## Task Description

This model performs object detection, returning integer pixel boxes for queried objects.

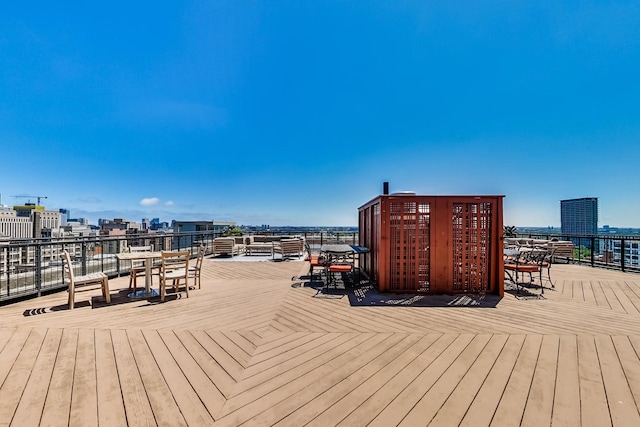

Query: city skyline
[3,2,640,227]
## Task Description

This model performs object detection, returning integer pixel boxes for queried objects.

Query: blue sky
[2,1,640,227]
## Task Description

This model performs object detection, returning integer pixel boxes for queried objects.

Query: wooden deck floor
[1,259,640,426]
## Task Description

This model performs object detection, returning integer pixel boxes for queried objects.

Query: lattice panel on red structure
[358,193,503,295]
[452,202,493,293]
[389,201,430,292]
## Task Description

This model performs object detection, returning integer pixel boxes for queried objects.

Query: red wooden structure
[358,192,505,296]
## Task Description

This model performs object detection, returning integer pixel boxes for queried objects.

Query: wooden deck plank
[40,329,78,427]
[215,333,384,425]
[591,281,610,309]
[490,334,543,427]
[303,333,442,427]
[577,334,611,427]
[620,281,640,316]
[607,281,639,316]
[190,331,246,381]
[427,334,510,426]
[206,331,252,367]
[521,334,560,427]
[243,332,328,372]
[127,329,187,427]
[69,329,98,427]
[110,329,156,427]
[551,335,581,427]
[235,333,353,391]
[398,334,494,426]
[172,330,233,400]
[94,329,128,427]
[613,335,640,410]
[242,333,416,426]
[367,334,475,427]
[145,330,216,426]
[6,328,59,427]
[0,329,31,397]
[0,328,46,425]
[459,334,527,427]
[2,261,640,425]
[595,335,640,426]
[599,281,627,314]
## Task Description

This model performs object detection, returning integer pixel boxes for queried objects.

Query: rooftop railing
[5,229,637,304]
[514,232,640,273]
[0,230,359,303]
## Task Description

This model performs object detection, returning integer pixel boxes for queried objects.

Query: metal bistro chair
[504,247,549,295]
[324,252,353,291]
[159,250,190,302]
[530,247,556,290]
[305,242,328,281]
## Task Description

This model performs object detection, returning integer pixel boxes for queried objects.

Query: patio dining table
[116,251,163,298]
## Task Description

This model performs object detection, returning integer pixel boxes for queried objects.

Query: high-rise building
[560,197,598,249]
[59,208,70,226]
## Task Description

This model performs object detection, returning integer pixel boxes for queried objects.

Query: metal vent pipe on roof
[383,182,389,195]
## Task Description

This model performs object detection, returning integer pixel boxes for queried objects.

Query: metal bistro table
[116,251,163,298]
[320,244,370,286]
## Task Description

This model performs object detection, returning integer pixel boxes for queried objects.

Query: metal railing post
[35,244,42,297]
[81,242,88,275]
[621,238,626,272]
[4,246,10,297]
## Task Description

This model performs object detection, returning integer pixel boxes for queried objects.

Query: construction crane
[12,195,48,206]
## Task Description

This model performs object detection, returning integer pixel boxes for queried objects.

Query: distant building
[172,220,235,234]
[0,205,60,239]
[560,197,598,249]
[59,208,70,226]
[0,209,32,239]
[603,240,640,267]
[100,218,141,232]
[32,210,61,238]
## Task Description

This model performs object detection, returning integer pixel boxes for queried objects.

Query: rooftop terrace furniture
[62,250,111,309]
[126,245,155,294]
[188,244,206,289]
[273,238,304,260]
[245,236,275,256]
[305,243,327,280]
[503,238,575,263]
[548,240,575,263]
[213,237,244,257]
[159,250,190,302]
[504,248,543,294]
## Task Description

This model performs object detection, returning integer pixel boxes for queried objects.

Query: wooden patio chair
[188,244,206,289]
[159,250,190,302]
[126,245,155,294]
[62,250,111,309]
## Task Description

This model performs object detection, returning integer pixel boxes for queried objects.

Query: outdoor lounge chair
[62,250,111,309]
[273,238,304,260]
[213,237,244,257]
